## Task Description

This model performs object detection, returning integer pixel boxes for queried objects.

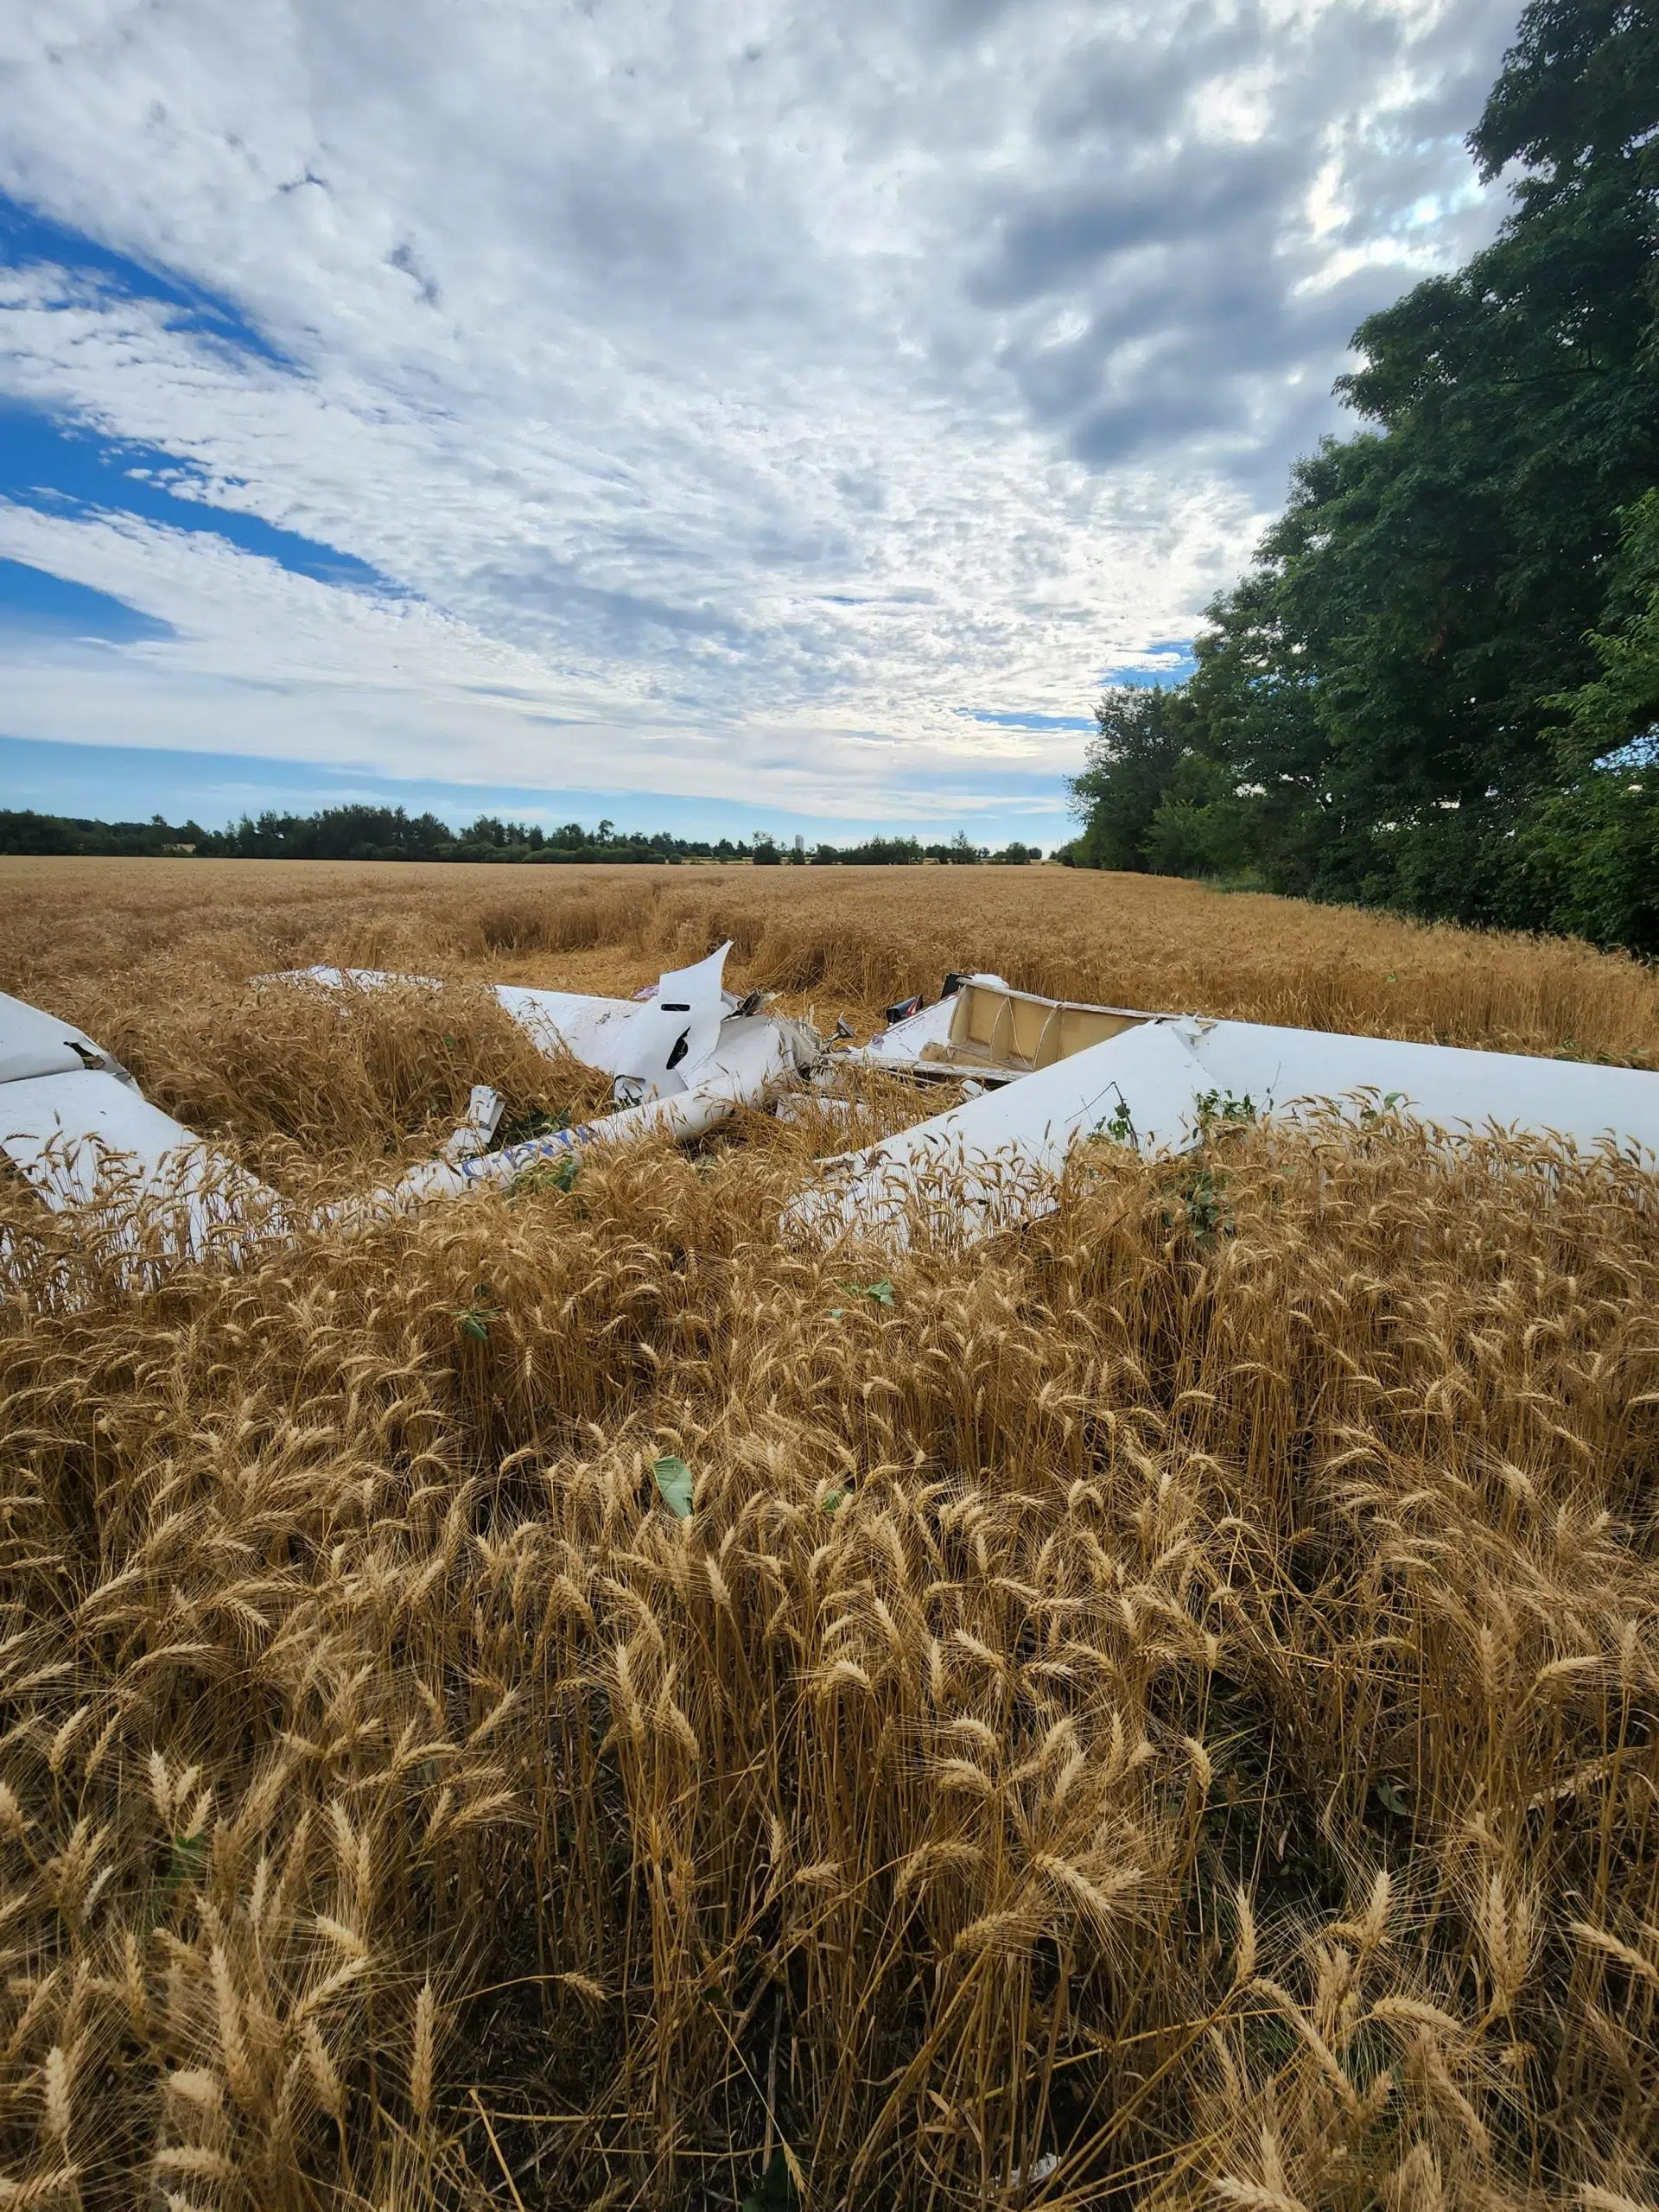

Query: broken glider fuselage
[0,944,816,1269]
[798,982,1659,1245]
[3,955,1657,1275]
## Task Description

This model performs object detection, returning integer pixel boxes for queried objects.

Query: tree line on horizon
[0,804,1042,868]
[1065,0,1659,955]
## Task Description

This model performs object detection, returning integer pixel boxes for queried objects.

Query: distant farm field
[7,853,1659,1065]
[3,859,1658,2211]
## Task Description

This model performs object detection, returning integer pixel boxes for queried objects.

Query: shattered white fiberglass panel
[0,988,131,1087]
[437,1084,507,1164]
[352,1014,817,1217]
[843,990,975,1067]
[587,943,734,1102]
[0,1066,287,1287]
[1180,1020,1659,1152]
[492,984,642,1065]
[795,1020,1208,1247]
[270,943,741,1101]
[0,1066,273,1212]
[1,987,278,1255]
[794,1016,1659,1249]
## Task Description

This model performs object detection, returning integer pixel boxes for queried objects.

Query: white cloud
[0,0,1518,820]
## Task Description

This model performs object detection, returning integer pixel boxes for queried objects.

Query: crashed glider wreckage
[4,952,1658,1285]
[264,943,761,1107]
[270,947,817,1211]
[794,1000,1659,1247]
[0,945,817,1279]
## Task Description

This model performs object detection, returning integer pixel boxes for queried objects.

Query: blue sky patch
[1,192,399,607]
[0,404,396,595]
[966,709,1096,732]
[0,558,174,642]
[1103,639,1197,687]
[0,191,289,367]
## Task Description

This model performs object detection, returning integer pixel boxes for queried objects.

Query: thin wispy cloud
[0,0,1517,833]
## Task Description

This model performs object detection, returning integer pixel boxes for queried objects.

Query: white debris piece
[0,1068,265,1215]
[437,1084,506,1163]
[791,1014,1659,1249]
[1009,2150,1060,2200]
[0,990,135,1088]
[793,1020,1204,1247]
[268,944,744,1102]
[0,991,282,1266]
[346,1014,818,1216]
[1180,1019,1659,1154]
[258,964,442,992]
[493,983,645,1068]
[593,942,734,1103]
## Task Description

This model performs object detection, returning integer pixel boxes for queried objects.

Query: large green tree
[1068,687,1196,871]
[1521,489,1659,948]
[1071,0,1659,940]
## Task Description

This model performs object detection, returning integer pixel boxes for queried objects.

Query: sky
[0,0,1522,849]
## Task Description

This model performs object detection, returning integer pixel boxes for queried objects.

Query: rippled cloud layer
[0,0,1516,829]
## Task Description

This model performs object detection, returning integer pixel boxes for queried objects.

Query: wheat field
[2,859,1658,2212]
